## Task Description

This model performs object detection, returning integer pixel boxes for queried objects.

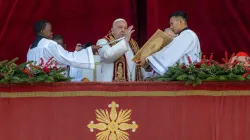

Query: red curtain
[0,0,138,63]
[146,0,250,61]
[0,96,250,140]
[1,0,250,62]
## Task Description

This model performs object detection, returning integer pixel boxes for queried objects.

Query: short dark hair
[170,11,188,23]
[34,20,50,34]
[82,42,93,49]
[52,34,64,41]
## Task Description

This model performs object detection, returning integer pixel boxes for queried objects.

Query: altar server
[27,20,97,70]
[137,11,201,75]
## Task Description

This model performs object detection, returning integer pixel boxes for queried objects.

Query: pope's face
[112,21,127,39]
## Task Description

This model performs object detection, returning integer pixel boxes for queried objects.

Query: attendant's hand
[91,45,101,54]
[75,43,83,51]
[136,57,147,67]
[125,25,135,42]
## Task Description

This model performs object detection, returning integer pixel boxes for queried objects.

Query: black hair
[82,42,93,49]
[52,34,64,41]
[34,20,50,34]
[170,11,188,23]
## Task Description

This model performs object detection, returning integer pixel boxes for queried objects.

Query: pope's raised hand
[125,25,135,42]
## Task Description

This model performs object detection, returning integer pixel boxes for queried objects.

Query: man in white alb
[27,20,99,70]
[137,11,201,75]
[96,18,152,82]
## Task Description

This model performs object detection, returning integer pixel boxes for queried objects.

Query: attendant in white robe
[96,18,153,82]
[53,34,86,81]
[137,11,201,75]
[27,20,96,71]
[69,42,100,82]
[52,34,69,77]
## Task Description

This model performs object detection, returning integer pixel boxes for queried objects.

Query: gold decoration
[81,78,89,82]
[132,29,173,63]
[87,101,138,140]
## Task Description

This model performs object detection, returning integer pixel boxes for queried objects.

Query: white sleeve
[44,42,95,69]
[96,39,128,63]
[141,67,153,79]
[147,32,195,75]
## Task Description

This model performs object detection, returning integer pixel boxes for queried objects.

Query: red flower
[182,65,187,70]
[43,67,50,74]
[195,62,201,68]
[206,62,211,66]
[39,58,44,66]
[45,57,54,67]
[243,73,248,78]
[187,56,192,64]
[53,66,58,70]
[225,52,229,61]
[209,53,213,61]
[203,55,206,60]
[24,68,30,74]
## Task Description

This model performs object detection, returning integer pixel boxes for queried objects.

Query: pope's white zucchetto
[113,18,126,26]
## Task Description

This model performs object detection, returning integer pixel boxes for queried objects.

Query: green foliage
[0,57,70,84]
[153,61,250,86]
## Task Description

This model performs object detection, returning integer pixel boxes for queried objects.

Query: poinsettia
[0,57,70,83]
[153,52,250,86]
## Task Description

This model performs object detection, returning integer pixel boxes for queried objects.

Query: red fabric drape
[1,0,250,63]
[0,0,138,63]
[0,96,250,140]
[146,0,250,61]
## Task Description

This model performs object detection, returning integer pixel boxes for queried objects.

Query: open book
[132,29,173,62]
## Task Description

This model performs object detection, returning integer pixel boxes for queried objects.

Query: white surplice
[147,29,201,75]
[69,66,83,81]
[97,39,152,82]
[27,38,95,70]
[68,51,85,82]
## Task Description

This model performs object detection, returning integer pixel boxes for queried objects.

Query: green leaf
[195,77,202,85]
[236,75,245,81]
[0,78,9,83]
[245,75,250,80]
[192,82,197,86]
[198,71,207,78]
[219,76,227,80]
[188,75,195,80]
[201,64,207,69]
[206,76,216,81]
[176,74,188,81]
[36,76,47,82]
[6,57,19,66]
[185,80,192,85]
[44,76,54,82]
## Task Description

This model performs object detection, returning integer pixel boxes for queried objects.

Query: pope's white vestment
[97,38,152,82]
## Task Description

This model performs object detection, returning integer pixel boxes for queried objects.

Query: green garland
[152,54,250,86]
[0,57,70,84]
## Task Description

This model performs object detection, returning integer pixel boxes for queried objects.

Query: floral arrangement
[153,52,250,86]
[0,57,70,84]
